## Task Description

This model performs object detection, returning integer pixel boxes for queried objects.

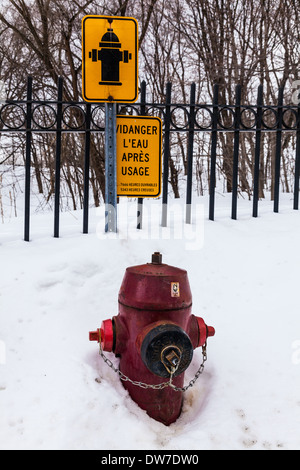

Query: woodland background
[0,0,299,212]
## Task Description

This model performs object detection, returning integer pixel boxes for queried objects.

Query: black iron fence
[0,76,299,241]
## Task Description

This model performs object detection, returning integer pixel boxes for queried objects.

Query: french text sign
[116,116,162,197]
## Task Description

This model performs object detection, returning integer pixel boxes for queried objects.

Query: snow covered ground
[0,190,300,450]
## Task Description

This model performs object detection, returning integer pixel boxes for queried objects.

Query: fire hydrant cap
[118,252,192,311]
[101,319,114,351]
[89,319,114,352]
[207,326,215,337]
[140,323,194,378]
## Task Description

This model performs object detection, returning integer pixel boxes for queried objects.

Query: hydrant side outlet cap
[140,323,193,378]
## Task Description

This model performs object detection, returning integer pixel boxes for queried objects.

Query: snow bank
[0,193,300,450]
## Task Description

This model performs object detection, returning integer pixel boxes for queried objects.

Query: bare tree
[1,0,299,209]
[0,0,158,208]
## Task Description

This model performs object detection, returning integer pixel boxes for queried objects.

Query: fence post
[83,103,91,233]
[293,99,300,210]
[185,82,196,224]
[209,84,219,221]
[231,84,241,220]
[54,77,63,238]
[273,86,284,213]
[252,84,263,218]
[161,82,172,227]
[24,76,33,242]
[137,80,146,229]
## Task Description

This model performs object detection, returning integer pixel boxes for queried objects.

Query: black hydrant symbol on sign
[89,20,132,86]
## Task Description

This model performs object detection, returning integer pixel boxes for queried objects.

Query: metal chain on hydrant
[97,332,207,392]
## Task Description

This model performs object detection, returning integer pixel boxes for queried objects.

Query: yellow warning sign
[82,16,138,103]
[116,116,162,197]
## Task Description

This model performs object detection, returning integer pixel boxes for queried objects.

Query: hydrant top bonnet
[100,28,121,48]
[118,252,192,311]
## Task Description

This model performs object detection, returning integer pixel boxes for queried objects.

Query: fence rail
[0,76,299,241]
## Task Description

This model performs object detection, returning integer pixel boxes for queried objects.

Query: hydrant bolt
[89,329,100,342]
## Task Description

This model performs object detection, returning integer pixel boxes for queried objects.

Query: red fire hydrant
[89,252,215,426]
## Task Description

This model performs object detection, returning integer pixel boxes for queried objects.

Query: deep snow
[0,192,300,450]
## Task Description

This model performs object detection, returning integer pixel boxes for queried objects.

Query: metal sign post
[105,102,117,232]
